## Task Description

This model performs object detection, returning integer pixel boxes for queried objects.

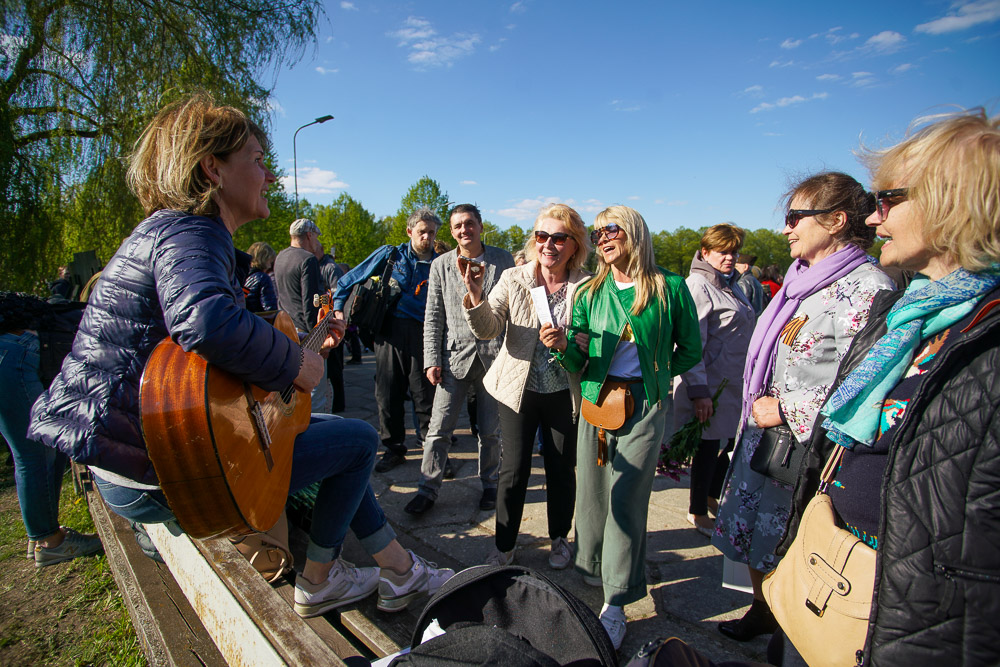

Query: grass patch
[0,462,146,665]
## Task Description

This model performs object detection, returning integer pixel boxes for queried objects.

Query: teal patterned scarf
[821,266,1000,449]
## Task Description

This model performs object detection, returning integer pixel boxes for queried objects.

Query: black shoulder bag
[344,247,401,348]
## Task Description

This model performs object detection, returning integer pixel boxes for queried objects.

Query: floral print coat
[712,261,894,571]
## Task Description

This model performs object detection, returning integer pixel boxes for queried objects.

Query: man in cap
[735,253,767,316]
[274,218,331,412]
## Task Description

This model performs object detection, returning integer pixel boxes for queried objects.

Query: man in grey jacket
[404,204,515,515]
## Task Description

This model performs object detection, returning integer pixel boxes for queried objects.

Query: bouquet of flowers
[656,378,729,481]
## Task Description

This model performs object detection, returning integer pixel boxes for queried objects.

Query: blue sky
[267,0,1000,233]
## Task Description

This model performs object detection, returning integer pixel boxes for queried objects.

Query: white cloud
[610,99,641,112]
[763,132,783,137]
[822,27,861,44]
[265,98,286,118]
[890,62,914,74]
[280,167,348,195]
[865,30,906,53]
[389,17,480,68]
[340,1,357,9]
[769,59,795,68]
[916,0,1000,34]
[461,180,477,186]
[315,66,339,75]
[509,1,527,13]
[627,195,640,201]
[816,73,841,81]
[496,197,607,221]
[742,84,764,96]
[851,71,876,86]
[489,38,507,52]
[780,38,802,49]
[750,92,828,114]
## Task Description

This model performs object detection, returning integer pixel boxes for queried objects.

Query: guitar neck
[301,309,335,354]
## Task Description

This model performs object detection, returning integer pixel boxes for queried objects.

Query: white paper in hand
[530,286,554,328]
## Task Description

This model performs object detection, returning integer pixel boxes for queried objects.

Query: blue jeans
[95,414,395,563]
[0,333,68,541]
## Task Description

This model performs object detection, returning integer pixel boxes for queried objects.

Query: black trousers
[374,317,434,453]
[689,437,734,515]
[496,389,576,552]
[326,345,345,412]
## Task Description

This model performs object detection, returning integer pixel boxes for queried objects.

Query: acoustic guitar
[140,308,335,539]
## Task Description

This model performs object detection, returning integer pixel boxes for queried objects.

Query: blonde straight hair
[585,205,665,315]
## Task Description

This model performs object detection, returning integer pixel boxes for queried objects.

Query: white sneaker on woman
[600,606,627,650]
[377,551,455,612]
[293,559,379,617]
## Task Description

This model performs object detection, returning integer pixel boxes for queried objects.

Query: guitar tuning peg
[313,294,320,307]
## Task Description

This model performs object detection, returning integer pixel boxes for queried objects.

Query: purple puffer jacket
[28,210,299,485]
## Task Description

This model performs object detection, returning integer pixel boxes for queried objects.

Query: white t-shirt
[606,281,642,378]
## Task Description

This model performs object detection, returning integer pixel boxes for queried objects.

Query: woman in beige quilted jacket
[463,203,591,569]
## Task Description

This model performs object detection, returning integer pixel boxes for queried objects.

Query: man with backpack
[333,208,441,472]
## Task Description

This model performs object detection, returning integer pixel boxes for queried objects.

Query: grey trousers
[574,394,672,606]
[418,358,501,499]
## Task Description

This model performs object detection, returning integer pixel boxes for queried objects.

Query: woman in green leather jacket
[545,205,701,649]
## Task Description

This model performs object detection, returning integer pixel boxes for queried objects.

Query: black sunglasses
[874,188,909,221]
[785,208,834,229]
[590,223,623,245]
[534,230,572,246]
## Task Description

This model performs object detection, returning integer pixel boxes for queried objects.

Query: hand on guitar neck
[293,293,347,392]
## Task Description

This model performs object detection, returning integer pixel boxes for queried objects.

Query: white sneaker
[377,551,455,612]
[485,547,515,566]
[548,537,572,570]
[293,559,379,617]
[600,607,627,650]
[34,527,102,567]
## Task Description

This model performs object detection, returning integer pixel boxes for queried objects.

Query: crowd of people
[3,93,998,664]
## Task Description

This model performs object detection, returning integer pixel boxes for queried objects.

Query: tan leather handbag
[581,380,635,466]
[761,447,875,667]
[230,511,293,583]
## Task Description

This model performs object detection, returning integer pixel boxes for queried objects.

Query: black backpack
[344,247,401,349]
[391,565,618,667]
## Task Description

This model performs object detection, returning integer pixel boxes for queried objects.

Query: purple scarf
[740,244,870,426]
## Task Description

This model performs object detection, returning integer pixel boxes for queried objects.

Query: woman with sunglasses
[673,224,756,539]
[711,172,893,642]
[772,110,1000,665]
[463,204,591,570]
[548,205,702,649]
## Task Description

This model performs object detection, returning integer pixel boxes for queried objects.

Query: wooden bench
[83,467,407,665]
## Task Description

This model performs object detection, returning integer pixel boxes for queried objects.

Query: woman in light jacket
[463,203,591,570]
[673,224,755,537]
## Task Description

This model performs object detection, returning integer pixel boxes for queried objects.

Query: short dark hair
[737,253,757,265]
[449,203,482,224]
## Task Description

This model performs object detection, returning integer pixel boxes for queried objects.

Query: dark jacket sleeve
[151,221,298,392]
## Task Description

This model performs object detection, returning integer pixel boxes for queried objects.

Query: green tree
[743,228,793,274]
[653,228,703,276]
[388,176,450,245]
[1,0,323,291]
[312,193,387,267]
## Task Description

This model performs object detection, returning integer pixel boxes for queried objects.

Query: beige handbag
[761,447,876,667]
[230,511,293,583]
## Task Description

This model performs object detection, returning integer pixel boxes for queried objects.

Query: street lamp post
[293,114,334,216]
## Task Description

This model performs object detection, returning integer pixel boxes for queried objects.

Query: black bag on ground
[391,564,617,667]
[748,424,803,486]
[344,247,400,349]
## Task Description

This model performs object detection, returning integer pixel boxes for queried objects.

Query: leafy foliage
[311,193,389,266]
[386,176,451,246]
[1,0,323,291]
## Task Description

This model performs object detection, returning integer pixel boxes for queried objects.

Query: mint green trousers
[574,395,671,606]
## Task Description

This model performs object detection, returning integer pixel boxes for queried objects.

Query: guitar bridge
[244,385,275,471]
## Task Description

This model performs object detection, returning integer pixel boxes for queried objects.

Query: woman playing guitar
[28,95,453,617]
